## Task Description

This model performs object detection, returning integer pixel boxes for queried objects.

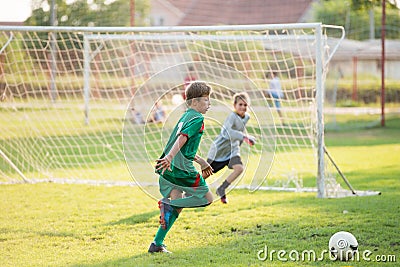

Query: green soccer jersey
[157,108,204,179]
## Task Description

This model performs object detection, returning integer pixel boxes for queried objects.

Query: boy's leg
[158,176,183,229]
[158,199,172,230]
[273,96,284,125]
[152,189,183,250]
[207,159,231,203]
[169,174,212,208]
[150,187,213,252]
[170,190,212,208]
[153,208,180,247]
[149,207,179,253]
[217,162,244,204]
[226,164,244,184]
[204,190,213,203]
[159,189,183,229]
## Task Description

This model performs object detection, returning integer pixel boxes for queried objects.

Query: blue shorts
[269,91,282,110]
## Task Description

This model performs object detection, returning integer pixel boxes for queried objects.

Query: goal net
[0,24,355,198]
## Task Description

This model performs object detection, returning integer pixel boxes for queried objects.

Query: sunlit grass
[0,116,399,266]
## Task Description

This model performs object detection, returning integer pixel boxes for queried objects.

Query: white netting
[0,24,346,197]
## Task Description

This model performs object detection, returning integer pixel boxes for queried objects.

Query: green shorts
[159,172,209,199]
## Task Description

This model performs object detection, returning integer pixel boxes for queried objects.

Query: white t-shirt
[269,77,283,98]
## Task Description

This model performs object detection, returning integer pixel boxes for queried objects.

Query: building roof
[168,0,197,12]
[155,0,184,17]
[0,22,24,26]
[172,0,314,26]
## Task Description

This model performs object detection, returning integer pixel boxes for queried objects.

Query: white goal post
[0,23,365,198]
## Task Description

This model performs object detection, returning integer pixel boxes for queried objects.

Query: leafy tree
[350,0,397,10]
[22,1,150,75]
[27,0,150,27]
[313,0,400,40]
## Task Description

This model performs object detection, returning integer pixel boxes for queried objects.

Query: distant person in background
[182,66,197,100]
[266,71,285,125]
[148,101,166,124]
[130,107,144,124]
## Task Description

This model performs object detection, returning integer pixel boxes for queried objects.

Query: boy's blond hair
[233,92,250,105]
[185,81,212,105]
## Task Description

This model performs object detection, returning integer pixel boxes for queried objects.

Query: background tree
[26,0,150,27]
[350,0,397,10]
[22,0,150,77]
[313,0,400,40]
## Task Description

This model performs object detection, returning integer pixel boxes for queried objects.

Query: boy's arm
[224,115,245,141]
[225,114,255,145]
[194,155,213,179]
[243,135,256,146]
[156,134,188,174]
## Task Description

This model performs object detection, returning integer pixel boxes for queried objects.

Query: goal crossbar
[0,23,324,33]
[0,23,359,198]
[85,34,316,41]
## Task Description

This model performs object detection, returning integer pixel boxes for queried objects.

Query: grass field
[1,114,399,266]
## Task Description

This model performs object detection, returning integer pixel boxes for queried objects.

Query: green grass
[1,116,399,266]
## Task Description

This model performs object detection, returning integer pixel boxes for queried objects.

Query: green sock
[154,209,179,246]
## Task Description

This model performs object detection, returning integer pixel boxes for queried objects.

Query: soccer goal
[0,23,371,198]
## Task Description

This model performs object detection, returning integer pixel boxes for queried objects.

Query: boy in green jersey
[148,81,214,253]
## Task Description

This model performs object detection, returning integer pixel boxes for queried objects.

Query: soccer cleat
[158,198,173,230]
[148,242,171,253]
[216,187,228,204]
